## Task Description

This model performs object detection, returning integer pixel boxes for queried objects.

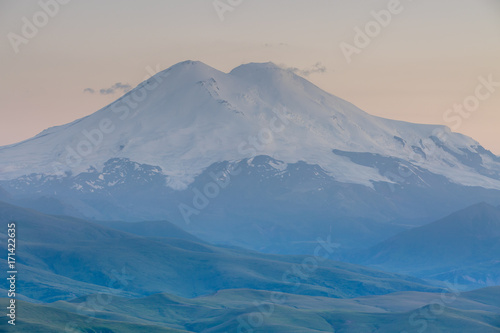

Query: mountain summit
[1,61,499,191]
[1,61,500,252]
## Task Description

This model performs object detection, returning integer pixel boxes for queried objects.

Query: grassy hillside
[0,201,499,331]
[0,201,441,303]
[42,287,500,332]
[0,299,190,333]
[356,202,500,286]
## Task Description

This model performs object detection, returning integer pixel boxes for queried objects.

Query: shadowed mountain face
[355,203,500,287]
[2,155,500,254]
[1,61,500,254]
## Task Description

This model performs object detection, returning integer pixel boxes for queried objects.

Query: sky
[1,0,499,153]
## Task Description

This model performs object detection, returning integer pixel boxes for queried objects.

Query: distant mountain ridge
[355,202,500,287]
[1,61,500,253]
[0,201,440,303]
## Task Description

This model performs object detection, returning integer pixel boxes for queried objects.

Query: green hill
[38,287,500,332]
[356,202,500,286]
[0,201,439,303]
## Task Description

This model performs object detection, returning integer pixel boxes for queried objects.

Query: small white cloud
[84,82,132,95]
[284,62,327,77]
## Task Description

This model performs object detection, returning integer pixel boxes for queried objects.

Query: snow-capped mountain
[1,60,499,190]
[1,60,500,253]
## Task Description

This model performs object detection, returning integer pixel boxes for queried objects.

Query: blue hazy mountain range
[354,202,500,288]
[0,201,441,303]
[0,61,499,255]
[0,61,499,332]
[0,201,499,332]
[1,201,500,332]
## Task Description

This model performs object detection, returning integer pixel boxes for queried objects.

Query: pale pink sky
[1,0,499,153]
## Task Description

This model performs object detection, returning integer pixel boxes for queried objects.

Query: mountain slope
[0,298,190,333]
[0,201,441,303]
[1,61,500,253]
[356,203,500,286]
[1,61,499,190]
[42,287,500,332]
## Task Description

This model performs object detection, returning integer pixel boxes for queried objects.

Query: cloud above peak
[284,62,327,77]
[84,82,132,95]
